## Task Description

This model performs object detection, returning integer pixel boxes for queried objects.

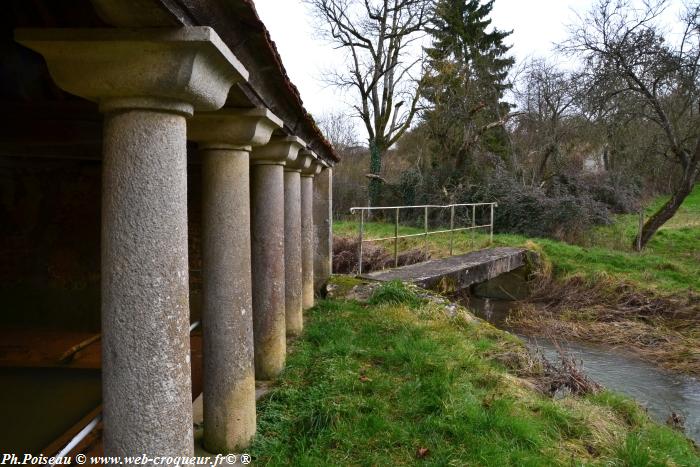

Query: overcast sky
[253,0,686,138]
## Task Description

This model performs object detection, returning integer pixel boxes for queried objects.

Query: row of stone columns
[17,27,332,460]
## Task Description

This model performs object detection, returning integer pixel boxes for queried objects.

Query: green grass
[250,282,699,465]
[335,186,700,293]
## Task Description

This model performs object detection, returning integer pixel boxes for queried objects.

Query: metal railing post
[490,203,495,245]
[471,205,476,250]
[393,208,399,267]
[449,204,455,256]
[424,206,428,255]
[358,209,364,275]
[637,209,643,252]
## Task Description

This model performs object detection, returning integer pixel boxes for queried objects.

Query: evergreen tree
[421,0,514,175]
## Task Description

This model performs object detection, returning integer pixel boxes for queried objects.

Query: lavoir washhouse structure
[0,0,336,460]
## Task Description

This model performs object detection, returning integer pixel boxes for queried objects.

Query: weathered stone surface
[200,148,256,452]
[283,149,316,333]
[189,108,282,452]
[313,166,333,292]
[250,135,304,165]
[250,135,303,378]
[15,27,247,115]
[301,155,323,310]
[189,108,282,149]
[101,109,193,458]
[361,247,529,293]
[251,163,286,379]
[286,148,314,172]
[283,170,303,336]
[300,183,315,309]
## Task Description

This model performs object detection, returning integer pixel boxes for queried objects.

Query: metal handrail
[350,202,497,274]
[350,202,496,212]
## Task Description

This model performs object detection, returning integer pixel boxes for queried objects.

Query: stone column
[284,150,315,336]
[188,109,282,453]
[16,27,246,460]
[313,164,334,292]
[250,136,304,379]
[300,156,323,310]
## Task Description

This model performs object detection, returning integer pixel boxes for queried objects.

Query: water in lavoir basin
[470,297,700,444]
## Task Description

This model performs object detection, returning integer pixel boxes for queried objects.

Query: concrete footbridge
[361,247,530,293]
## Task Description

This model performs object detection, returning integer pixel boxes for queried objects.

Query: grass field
[334,186,700,293]
[250,281,699,465]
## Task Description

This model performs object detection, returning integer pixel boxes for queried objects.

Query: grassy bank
[250,280,699,465]
[334,187,699,375]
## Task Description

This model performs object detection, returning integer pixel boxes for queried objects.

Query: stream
[469,297,700,444]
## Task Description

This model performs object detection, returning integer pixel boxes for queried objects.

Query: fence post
[490,203,495,245]
[471,205,476,250]
[394,208,399,267]
[449,204,455,256]
[637,209,643,252]
[424,206,428,256]
[358,209,364,275]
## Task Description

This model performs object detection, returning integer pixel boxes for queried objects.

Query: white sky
[253,0,686,139]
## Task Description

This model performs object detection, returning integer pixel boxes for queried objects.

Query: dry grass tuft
[533,338,603,397]
[484,333,602,397]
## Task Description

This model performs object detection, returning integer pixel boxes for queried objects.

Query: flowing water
[469,297,700,444]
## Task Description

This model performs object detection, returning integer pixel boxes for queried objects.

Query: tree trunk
[602,145,610,171]
[368,140,383,207]
[536,145,556,182]
[633,154,699,250]
[454,146,468,172]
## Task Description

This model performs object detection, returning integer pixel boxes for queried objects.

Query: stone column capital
[188,108,283,150]
[15,27,247,116]
[301,152,324,178]
[285,148,315,173]
[250,135,305,166]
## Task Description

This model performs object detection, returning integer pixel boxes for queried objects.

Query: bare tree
[513,59,581,184]
[316,111,360,151]
[306,0,430,205]
[565,0,700,249]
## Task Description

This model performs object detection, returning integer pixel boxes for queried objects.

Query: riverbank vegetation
[250,280,699,465]
[332,186,700,375]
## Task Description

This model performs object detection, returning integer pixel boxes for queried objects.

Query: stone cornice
[15,27,247,116]
[250,135,304,166]
[188,108,282,149]
[301,152,323,178]
[286,149,314,173]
